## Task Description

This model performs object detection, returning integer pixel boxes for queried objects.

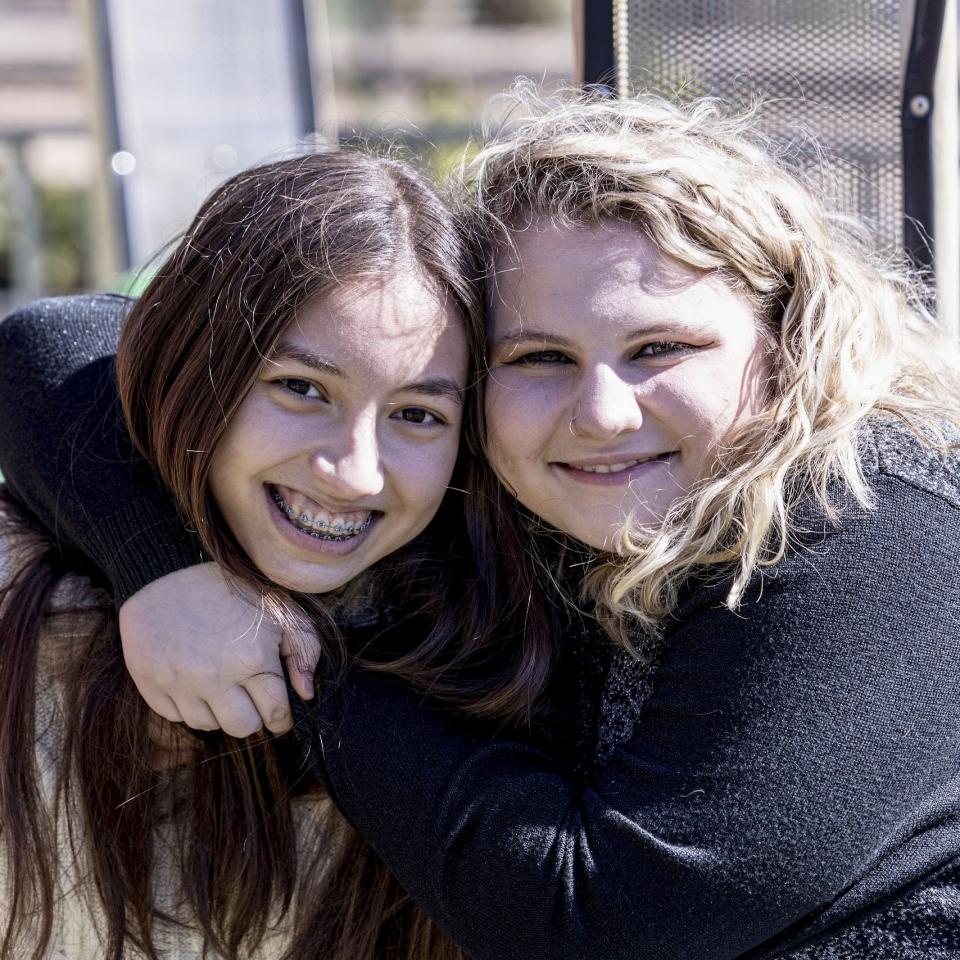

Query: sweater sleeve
[314,477,960,960]
[0,295,203,602]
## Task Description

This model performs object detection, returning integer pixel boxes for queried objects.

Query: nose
[310,418,385,499]
[571,364,644,439]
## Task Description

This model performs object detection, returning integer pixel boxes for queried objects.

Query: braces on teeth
[270,488,373,539]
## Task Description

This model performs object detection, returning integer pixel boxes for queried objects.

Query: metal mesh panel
[619,0,906,252]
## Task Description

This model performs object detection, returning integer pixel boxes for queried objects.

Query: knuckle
[265,707,293,733]
[226,721,262,739]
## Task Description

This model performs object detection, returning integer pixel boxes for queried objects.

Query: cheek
[206,419,265,538]
[386,433,461,517]
[640,373,709,435]
[206,395,287,505]
[657,354,771,470]
[484,375,562,467]
[206,444,247,548]
[695,344,773,432]
[229,393,307,468]
[742,346,775,415]
[483,382,526,483]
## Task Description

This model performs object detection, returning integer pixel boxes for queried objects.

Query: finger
[279,623,321,700]
[242,672,294,734]
[146,714,197,770]
[283,656,316,701]
[137,688,185,724]
[209,686,267,739]
[281,651,316,701]
[176,698,221,732]
[153,694,185,724]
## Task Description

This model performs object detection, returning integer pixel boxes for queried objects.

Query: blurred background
[1,0,957,326]
[0,0,575,316]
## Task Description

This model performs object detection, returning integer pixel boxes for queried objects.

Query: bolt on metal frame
[578,0,958,333]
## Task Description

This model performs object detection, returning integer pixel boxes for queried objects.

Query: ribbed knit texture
[0,296,203,603]
[307,418,960,960]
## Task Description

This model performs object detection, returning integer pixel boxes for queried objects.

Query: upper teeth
[577,460,642,474]
[271,487,372,536]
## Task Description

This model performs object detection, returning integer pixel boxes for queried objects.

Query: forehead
[304,271,453,337]
[283,271,467,379]
[491,220,719,331]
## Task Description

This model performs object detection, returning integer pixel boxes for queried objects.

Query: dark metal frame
[580,0,949,274]
[285,0,317,136]
[902,0,948,272]
[91,0,132,271]
[581,0,616,92]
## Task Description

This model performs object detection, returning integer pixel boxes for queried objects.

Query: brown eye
[277,378,322,399]
[391,407,443,426]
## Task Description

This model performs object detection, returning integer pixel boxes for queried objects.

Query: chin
[564,508,672,552]
[557,518,629,552]
[255,559,348,595]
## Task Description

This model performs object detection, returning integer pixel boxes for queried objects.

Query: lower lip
[265,485,379,558]
[554,454,677,486]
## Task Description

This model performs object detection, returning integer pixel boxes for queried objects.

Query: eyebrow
[270,342,463,405]
[401,378,465,405]
[491,329,576,352]
[492,323,705,353]
[270,343,343,376]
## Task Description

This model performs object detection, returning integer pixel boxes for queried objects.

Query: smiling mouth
[560,453,677,475]
[268,485,376,541]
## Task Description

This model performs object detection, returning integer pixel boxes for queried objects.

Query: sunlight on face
[485,221,771,551]
[209,271,468,592]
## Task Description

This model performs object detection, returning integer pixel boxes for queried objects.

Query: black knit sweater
[0,295,201,601]
[308,427,960,959]
[2,295,959,959]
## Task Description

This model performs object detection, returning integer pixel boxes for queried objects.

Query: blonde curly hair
[466,86,960,645]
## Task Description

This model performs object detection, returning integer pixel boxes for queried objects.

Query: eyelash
[277,377,322,399]
[273,379,446,426]
[503,342,696,365]
[390,408,445,426]
[634,341,697,358]
[505,350,573,366]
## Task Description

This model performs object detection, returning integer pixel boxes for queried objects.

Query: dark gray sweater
[0,295,201,600]
[2,295,959,959]
[307,418,960,960]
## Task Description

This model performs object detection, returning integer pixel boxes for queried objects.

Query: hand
[147,712,199,770]
[118,563,320,737]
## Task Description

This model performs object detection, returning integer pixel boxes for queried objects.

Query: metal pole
[580,0,616,92]
[931,0,958,337]
[287,0,318,137]
[304,0,339,145]
[8,138,42,305]
[901,0,947,273]
[88,0,132,273]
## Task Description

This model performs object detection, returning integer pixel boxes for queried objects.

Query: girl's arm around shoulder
[0,298,309,737]
[313,475,960,960]
[0,295,202,602]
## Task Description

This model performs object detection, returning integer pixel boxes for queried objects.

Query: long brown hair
[0,151,499,960]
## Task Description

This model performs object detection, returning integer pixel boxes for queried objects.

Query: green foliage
[423,138,478,180]
[39,186,89,294]
[114,264,158,298]
[473,0,565,25]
